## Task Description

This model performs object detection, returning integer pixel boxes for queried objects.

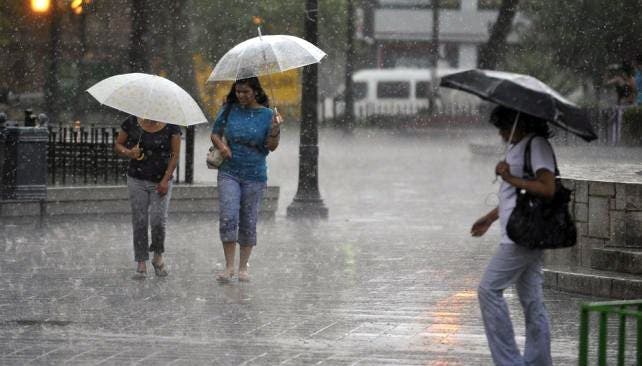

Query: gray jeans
[127,176,172,262]
[478,243,552,366]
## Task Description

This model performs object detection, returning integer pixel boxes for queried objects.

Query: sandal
[151,260,168,277]
[134,262,147,278]
[238,271,250,282]
[216,270,234,283]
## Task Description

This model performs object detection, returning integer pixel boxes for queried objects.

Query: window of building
[416,81,432,99]
[478,0,502,9]
[379,0,461,10]
[377,82,410,99]
[444,43,459,68]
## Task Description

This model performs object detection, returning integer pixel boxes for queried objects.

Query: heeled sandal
[151,261,168,277]
[216,270,234,283]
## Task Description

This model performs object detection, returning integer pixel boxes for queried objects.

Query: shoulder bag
[506,136,577,249]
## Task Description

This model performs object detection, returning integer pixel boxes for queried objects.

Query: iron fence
[47,126,128,185]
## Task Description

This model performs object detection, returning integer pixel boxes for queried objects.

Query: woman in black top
[114,116,181,277]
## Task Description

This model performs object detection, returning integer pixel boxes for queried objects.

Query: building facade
[370,0,523,69]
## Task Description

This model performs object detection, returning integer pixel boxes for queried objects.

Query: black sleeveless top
[121,116,181,183]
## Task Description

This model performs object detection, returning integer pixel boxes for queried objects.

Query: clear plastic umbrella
[87,73,208,126]
[207,30,327,82]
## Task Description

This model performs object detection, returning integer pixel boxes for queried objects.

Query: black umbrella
[440,69,597,142]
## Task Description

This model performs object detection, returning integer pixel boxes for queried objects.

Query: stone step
[0,185,279,218]
[544,266,642,300]
[591,247,642,274]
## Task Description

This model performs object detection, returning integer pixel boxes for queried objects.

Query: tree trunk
[129,0,150,72]
[477,0,519,70]
[343,0,356,130]
[428,0,439,115]
[169,0,196,184]
[44,4,62,122]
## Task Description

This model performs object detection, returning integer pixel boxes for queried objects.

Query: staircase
[543,178,642,299]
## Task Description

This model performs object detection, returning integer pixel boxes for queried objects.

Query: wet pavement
[2,126,640,365]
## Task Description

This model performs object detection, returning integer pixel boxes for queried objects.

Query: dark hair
[636,54,642,64]
[621,61,634,76]
[490,105,552,138]
[224,77,269,107]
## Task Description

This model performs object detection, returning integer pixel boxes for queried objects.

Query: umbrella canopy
[440,69,597,141]
[207,34,327,82]
[87,73,208,126]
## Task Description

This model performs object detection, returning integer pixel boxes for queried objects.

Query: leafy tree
[519,0,642,88]
[478,0,520,70]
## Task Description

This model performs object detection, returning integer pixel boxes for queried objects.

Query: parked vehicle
[321,68,480,119]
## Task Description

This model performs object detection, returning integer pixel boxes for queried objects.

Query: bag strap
[523,135,560,179]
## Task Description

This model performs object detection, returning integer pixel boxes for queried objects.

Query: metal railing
[47,126,128,185]
[579,300,642,366]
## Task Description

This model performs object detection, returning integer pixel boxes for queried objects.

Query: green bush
[622,106,642,145]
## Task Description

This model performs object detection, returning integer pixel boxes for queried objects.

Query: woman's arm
[156,134,181,195]
[210,133,232,159]
[471,207,499,237]
[496,161,556,199]
[265,111,282,151]
[114,130,140,159]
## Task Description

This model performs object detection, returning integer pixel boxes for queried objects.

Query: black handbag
[506,136,577,250]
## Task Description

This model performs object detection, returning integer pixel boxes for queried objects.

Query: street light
[31,0,51,13]
[70,0,83,14]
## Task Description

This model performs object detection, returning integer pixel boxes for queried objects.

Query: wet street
[2,125,640,365]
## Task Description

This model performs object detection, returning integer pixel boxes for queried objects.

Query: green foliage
[519,1,642,86]
[190,0,348,68]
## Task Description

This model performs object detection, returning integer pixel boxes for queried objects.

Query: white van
[322,68,480,118]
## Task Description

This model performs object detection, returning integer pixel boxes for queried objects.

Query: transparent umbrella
[87,73,208,126]
[207,29,327,82]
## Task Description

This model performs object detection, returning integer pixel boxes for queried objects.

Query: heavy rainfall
[1,0,642,365]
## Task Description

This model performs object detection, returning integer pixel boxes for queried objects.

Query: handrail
[579,300,642,366]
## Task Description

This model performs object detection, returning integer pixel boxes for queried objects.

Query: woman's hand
[156,178,169,196]
[471,208,498,237]
[273,110,283,126]
[495,161,511,180]
[130,145,142,159]
[220,143,232,159]
[471,216,492,237]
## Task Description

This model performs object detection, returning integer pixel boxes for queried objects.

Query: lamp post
[286,0,328,218]
[32,0,62,123]
[71,0,90,124]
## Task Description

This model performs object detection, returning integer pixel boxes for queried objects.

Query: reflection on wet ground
[1,125,639,364]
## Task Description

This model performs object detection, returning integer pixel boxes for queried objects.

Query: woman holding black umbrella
[470,106,556,366]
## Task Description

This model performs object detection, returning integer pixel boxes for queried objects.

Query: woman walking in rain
[114,116,181,277]
[211,77,281,283]
[471,106,556,366]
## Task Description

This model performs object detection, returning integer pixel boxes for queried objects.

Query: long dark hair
[224,77,270,108]
[490,105,552,138]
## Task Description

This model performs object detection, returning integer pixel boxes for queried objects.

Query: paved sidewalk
[0,127,602,365]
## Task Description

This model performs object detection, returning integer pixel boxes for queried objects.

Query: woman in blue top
[210,77,281,282]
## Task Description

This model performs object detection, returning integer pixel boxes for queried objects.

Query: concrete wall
[0,185,280,219]
[545,179,642,268]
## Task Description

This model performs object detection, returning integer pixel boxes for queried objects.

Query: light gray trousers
[127,176,172,262]
[478,243,552,366]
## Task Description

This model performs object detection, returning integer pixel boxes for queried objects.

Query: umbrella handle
[502,112,520,159]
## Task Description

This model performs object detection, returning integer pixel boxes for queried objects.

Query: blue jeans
[478,243,552,366]
[127,176,172,262]
[217,171,266,246]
